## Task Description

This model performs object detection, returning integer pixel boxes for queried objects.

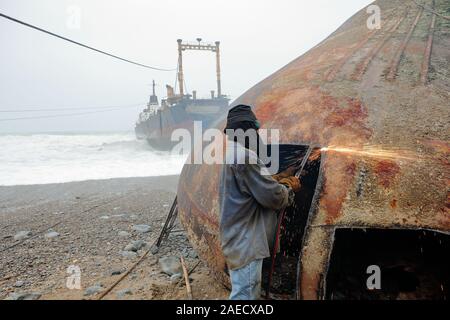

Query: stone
[84,285,103,296]
[112,214,127,218]
[159,256,182,276]
[13,281,24,288]
[170,273,182,283]
[14,231,32,241]
[124,240,147,252]
[116,288,132,298]
[118,231,130,238]
[150,245,159,255]
[132,224,151,233]
[5,292,41,300]
[99,215,110,220]
[111,269,123,276]
[123,243,134,251]
[188,250,198,259]
[120,251,137,259]
[45,231,60,239]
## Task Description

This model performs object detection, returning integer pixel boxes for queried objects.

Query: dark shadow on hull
[261,144,322,299]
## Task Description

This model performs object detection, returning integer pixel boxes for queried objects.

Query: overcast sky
[0,0,373,133]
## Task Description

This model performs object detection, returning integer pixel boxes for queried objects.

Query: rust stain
[255,87,372,225]
[421,139,450,154]
[374,160,401,188]
[322,158,358,224]
[300,273,320,300]
[446,192,450,210]
[420,139,450,168]
[390,198,398,209]
[325,98,369,131]
[256,87,372,144]
[255,98,278,125]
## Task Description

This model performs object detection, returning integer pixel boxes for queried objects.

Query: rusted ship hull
[135,98,229,150]
[178,0,450,299]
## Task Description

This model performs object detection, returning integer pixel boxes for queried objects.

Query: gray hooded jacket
[219,140,289,270]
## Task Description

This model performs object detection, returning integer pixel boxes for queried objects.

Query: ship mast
[149,79,159,106]
[176,38,222,98]
[177,39,184,96]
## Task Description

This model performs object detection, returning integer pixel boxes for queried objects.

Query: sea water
[0,132,187,186]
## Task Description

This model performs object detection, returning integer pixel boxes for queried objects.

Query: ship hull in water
[135,98,229,150]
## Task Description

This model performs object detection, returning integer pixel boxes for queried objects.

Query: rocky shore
[0,176,228,300]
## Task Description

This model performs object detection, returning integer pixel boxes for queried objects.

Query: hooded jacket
[219,139,289,270]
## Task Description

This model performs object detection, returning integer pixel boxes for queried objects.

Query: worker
[219,104,301,300]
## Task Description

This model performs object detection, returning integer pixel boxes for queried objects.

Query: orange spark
[320,145,420,161]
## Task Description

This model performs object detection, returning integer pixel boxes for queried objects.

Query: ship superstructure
[135,39,229,150]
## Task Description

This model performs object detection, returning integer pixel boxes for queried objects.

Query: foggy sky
[0,0,373,133]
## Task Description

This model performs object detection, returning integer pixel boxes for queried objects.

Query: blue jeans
[229,259,263,300]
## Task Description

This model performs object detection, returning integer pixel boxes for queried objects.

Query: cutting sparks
[320,145,420,161]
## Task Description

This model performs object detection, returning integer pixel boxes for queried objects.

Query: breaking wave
[0,132,187,186]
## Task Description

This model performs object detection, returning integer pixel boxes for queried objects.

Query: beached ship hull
[135,97,229,150]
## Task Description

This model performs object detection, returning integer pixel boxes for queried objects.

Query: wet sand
[0,176,228,300]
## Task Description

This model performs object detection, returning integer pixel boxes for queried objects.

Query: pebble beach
[0,175,228,300]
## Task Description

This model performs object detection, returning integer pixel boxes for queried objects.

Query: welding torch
[294,146,314,178]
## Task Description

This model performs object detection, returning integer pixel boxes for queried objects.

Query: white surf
[0,132,187,186]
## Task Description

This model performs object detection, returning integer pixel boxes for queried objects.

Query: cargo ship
[135,39,230,150]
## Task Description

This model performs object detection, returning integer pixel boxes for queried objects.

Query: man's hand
[279,176,301,192]
[272,166,297,182]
